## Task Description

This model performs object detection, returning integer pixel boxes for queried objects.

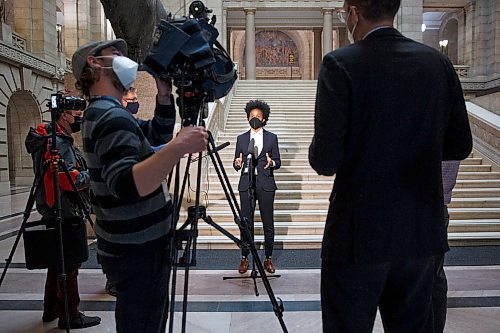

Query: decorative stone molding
[0,41,56,77]
[468,112,500,167]
[461,76,500,93]
[11,32,26,51]
[454,65,469,78]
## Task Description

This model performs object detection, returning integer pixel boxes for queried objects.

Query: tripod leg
[49,158,71,333]
[0,161,50,287]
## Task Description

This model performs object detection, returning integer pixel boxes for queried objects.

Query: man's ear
[87,56,101,69]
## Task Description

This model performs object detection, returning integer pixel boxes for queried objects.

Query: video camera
[143,1,237,125]
[47,92,86,113]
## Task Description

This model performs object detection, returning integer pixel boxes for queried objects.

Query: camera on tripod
[143,0,237,125]
[47,92,86,113]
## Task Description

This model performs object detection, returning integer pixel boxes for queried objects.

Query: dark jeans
[44,264,81,319]
[432,206,450,333]
[240,188,275,257]
[98,240,171,333]
[321,256,435,333]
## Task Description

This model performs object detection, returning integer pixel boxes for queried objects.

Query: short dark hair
[347,0,401,22]
[244,100,270,126]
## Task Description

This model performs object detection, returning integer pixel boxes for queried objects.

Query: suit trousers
[239,188,275,257]
[321,256,435,333]
[432,206,450,333]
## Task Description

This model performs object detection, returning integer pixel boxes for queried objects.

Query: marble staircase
[188,80,500,249]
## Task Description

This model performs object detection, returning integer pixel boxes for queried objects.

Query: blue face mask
[125,101,140,114]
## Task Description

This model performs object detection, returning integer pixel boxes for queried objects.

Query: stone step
[192,232,500,249]
[207,164,493,174]
[205,188,500,199]
[205,198,500,210]
[451,188,500,197]
[192,219,500,237]
[203,179,500,191]
[213,152,484,166]
[179,208,500,222]
[212,157,486,167]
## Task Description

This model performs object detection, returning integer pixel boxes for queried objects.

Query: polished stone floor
[1,190,499,332]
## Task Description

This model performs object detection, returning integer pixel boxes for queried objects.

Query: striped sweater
[82,96,175,255]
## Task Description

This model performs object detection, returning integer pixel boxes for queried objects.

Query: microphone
[244,138,255,174]
[191,141,230,161]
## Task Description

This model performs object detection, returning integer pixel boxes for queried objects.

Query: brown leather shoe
[238,258,249,274]
[264,258,276,274]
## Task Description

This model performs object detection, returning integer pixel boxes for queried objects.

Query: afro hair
[244,100,271,126]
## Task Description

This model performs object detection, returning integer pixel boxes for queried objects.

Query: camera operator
[72,39,207,332]
[233,100,281,274]
[25,105,101,329]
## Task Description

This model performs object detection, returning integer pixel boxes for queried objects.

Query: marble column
[313,27,322,79]
[322,8,333,56]
[244,8,256,80]
[222,8,228,50]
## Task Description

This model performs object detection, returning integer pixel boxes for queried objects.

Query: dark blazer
[309,28,472,264]
[234,129,281,192]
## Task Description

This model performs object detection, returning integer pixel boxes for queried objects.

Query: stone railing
[11,32,26,51]
[454,65,469,78]
[466,102,500,167]
[240,66,302,80]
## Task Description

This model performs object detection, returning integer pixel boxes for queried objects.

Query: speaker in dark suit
[233,100,281,274]
[308,1,472,332]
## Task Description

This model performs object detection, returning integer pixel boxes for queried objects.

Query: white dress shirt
[250,128,263,156]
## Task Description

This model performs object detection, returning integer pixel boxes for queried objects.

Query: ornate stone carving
[0,41,56,77]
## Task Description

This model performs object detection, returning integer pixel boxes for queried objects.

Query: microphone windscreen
[248,138,255,155]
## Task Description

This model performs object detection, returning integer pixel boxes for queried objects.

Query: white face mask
[96,56,138,90]
[346,8,358,44]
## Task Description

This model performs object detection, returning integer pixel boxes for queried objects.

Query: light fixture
[438,40,449,55]
[421,23,426,32]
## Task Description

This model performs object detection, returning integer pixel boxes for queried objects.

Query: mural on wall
[254,30,299,67]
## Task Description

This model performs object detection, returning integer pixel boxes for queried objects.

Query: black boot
[57,312,101,329]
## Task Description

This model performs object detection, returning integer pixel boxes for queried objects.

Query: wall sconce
[439,39,448,55]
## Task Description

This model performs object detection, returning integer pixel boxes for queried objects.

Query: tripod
[166,96,287,332]
[0,100,93,333]
[222,141,281,295]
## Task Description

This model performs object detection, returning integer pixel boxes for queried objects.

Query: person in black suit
[233,100,281,274]
[309,1,472,332]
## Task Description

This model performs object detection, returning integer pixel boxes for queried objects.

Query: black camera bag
[23,216,89,270]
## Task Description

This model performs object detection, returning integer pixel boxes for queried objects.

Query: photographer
[72,39,207,332]
[25,105,101,329]
[233,100,281,274]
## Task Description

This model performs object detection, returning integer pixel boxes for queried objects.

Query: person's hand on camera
[234,153,243,169]
[174,126,208,155]
[155,76,173,105]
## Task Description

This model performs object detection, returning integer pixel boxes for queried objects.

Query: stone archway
[441,18,458,65]
[6,90,42,186]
